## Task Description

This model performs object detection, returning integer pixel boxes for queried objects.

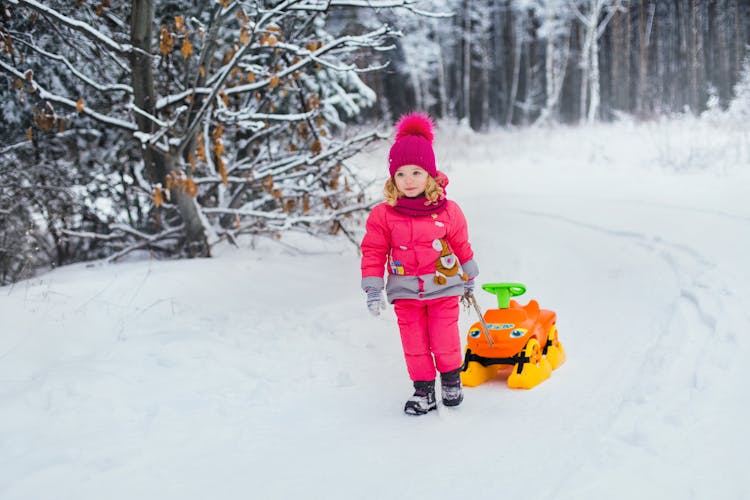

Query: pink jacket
[360,200,478,302]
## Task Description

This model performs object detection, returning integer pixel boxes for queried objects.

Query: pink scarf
[393,196,446,216]
[392,171,449,216]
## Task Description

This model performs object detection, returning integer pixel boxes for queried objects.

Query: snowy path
[466,195,748,500]
[1,123,749,499]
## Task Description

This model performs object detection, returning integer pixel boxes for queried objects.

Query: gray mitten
[365,287,386,316]
[464,278,475,296]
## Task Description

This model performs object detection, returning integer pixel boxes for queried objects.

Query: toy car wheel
[508,338,552,390]
[545,325,559,350]
[525,338,543,366]
[544,325,566,370]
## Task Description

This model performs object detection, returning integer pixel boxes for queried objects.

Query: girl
[360,113,479,415]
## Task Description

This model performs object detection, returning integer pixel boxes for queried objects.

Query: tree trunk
[677,0,689,111]
[463,0,472,124]
[435,19,448,118]
[588,22,600,123]
[130,0,210,257]
[480,34,490,129]
[130,0,164,185]
[717,0,731,103]
[734,0,742,81]
[689,0,699,113]
[612,9,622,111]
[493,4,506,123]
[507,10,522,125]
[625,2,631,112]
[637,0,656,118]
[410,65,423,111]
[536,25,569,126]
[637,0,649,117]
[706,0,716,99]
[545,34,555,116]
[651,2,660,112]
[579,22,589,123]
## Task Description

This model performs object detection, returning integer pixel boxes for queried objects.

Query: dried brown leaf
[185,178,198,197]
[160,25,175,56]
[240,27,250,45]
[153,187,164,207]
[196,138,206,162]
[188,152,196,172]
[181,38,193,59]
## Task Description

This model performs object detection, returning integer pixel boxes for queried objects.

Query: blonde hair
[384,175,445,207]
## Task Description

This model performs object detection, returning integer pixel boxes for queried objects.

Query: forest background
[1,0,749,285]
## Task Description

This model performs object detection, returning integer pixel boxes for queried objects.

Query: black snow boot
[404,380,437,416]
[440,368,464,407]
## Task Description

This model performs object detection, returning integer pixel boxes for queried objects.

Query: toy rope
[467,292,494,348]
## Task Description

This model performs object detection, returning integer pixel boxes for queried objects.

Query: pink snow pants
[394,296,462,382]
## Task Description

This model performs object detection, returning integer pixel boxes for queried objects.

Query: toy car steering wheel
[481,282,527,309]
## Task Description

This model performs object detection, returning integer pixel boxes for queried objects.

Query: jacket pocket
[389,246,417,276]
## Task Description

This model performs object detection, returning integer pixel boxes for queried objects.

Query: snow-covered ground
[1,116,749,499]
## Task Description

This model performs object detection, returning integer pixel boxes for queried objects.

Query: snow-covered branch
[13,36,133,93]
[129,103,170,129]
[567,0,591,27]
[0,129,101,156]
[203,202,372,232]
[8,0,134,55]
[0,59,138,132]
[60,228,122,241]
[597,1,625,39]
[215,109,317,125]
[224,26,393,97]
[156,87,211,111]
[236,130,383,180]
[105,227,184,262]
[290,0,452,18]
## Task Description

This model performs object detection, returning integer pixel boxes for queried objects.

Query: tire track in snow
[506,203,744,498]
[510,204,729,378]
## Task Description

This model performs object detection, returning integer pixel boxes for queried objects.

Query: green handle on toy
[481,282,527,309]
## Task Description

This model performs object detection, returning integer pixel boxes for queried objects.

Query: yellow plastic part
[508,338,552,389]
[461,355,498,387]
[545,325,567,370]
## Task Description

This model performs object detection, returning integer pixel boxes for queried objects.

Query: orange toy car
[461,283,566,389]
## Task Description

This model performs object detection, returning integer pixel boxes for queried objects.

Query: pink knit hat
[387,112,436,177]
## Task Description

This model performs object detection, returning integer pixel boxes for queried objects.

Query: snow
[9,0,133,54]
[2,116,749,499]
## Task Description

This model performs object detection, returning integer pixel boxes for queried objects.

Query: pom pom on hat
[395,113,434,143]
[388,112,437,177]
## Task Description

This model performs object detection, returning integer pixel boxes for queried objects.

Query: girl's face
[393,165,429,198]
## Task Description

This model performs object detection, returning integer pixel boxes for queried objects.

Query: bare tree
[534,0,572,125]
[570,0,624,122]
[1,0,435,278]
